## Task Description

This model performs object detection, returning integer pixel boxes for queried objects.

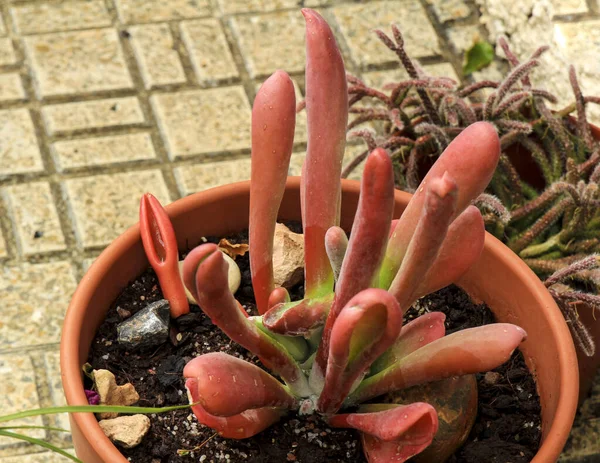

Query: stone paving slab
[152,87,252,158]
[114,0,211,24]
[0,73,25,102]
[0,261,77,349]
[9,1,112,35]
[63,170,170,249]
[0,451,75,463]
[0,0,598,460]
[42,97,146,135]
[129,23,187,89]
[231,11,307,78]
[332,1,441,68]
[51,132,157,172]
[0,109,44,177]
[23,28,133,98]
[3,181,66,256]
[181,18,239,85]
[0,38,18,66]
[0,354,44,449]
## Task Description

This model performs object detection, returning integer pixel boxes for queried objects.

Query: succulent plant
[342,25,600,356]
[139,10,528,462]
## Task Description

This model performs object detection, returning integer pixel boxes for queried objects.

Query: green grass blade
[0,403,194,424]
[0,425,70,433]
[0,430,82,463]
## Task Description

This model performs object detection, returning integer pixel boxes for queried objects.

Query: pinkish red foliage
[133,9,529,462]
[250,70,296,314]
[139,193,189,318]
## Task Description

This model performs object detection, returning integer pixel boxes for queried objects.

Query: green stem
[519,234,562,258]
[0,429,82,463]
[0,425,70,433]
[0,404,193,424]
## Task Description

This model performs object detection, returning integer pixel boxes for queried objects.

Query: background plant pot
[60,178,578,463]
[505,120,600,402]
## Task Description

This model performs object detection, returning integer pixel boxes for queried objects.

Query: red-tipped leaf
[302,8,348,298]
[187,397,285,439]
[415,205,485,298]
[348,323,527,405]
[329,403,439,463]
[380,122,500,288]
[184,353,297,417]
[388,173,458,309]
[268,287,291,309]
[183,244,310,396]
[370,311,446,374]
[325,226,348,283]
[263,295,332,337]
[317,289,402,414]
[139,193,189,318]
[250,71,297,314]
[314,148,395,386]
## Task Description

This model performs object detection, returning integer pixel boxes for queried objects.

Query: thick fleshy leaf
[139,193,189,318]
[250,70,296,314]
[187,396,285,439]
[415,206,485,299]
[262,295,333,337]
[314,148,395,387]
[317,289,402,414]
[388,173,458,310]
[184,353,297,417]
[302,8,348,298]
[183,245,311,396]
[385,375,478,462]
[347,323,527,405]
[325,226,348,283]
[370,312,446,374]
[329,403,438,463]
[380,122,500,288]
[267,287,291,309]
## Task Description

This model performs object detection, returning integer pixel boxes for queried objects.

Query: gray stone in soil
[117,299,170,350]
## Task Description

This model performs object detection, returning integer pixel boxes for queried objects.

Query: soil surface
[87,226,541,463]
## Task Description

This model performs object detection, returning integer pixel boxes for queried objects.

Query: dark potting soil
[87,226,541,463]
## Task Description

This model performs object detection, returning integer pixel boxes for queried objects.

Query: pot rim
[60,177,578,463]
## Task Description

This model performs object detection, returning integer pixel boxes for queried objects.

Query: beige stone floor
[0,0,599,461]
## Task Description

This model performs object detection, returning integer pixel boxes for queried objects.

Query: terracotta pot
[505,121,600,402]
[60,178,578,463]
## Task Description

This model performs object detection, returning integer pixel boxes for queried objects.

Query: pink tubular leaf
[182,244,311,396]
[314,148,395,387]
[184,353,297,417]
[187,399,286,440]
[415,206,485,299]
[301,8,348,299]
[370,311,446,374]
[262,295,333,337]
[139,193,189,318]
[181,244,249,318]
[347,323,527,405]
[325,226,348,283]
[388,172,458,310]
[329,403,438,463]
[317,289,402,414]
[267,287,291,309]
[379,122,500,288]
[250,70,297,314]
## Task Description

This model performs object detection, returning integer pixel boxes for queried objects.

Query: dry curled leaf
[218,238,249,259]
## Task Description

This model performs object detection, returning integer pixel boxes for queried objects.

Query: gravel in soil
[87,228,541,463]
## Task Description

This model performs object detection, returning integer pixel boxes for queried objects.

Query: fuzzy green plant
[341,26,600,356]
